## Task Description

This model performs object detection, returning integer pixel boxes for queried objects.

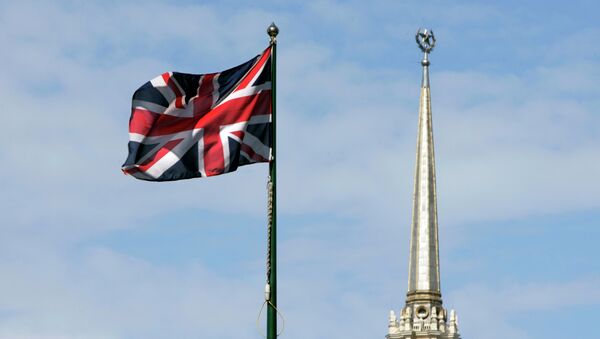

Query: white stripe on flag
[150,73,177,103]
[132,100,167,114]
[216,82,271,107]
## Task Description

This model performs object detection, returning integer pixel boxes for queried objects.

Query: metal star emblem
[416,28,436,53]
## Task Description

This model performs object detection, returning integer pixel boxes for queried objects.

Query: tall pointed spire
[386,28,461,339]
[407,27,441,302]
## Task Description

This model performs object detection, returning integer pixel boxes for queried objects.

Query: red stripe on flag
[137,138,183,172]
[122,167,140,175]
[129,108,197,136]
[142,90,271,137]
[241,144,268,162]
[236,47,271,90]
[231,130,245,140]
[129,108,159,135]
[193,74,216,117]
[203,124,224,176]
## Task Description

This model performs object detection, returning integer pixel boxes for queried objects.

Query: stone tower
[386,29,461,339]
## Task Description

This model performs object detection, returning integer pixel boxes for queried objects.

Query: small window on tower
[416,306,429,319]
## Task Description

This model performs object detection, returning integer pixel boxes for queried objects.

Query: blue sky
[0,1,599,338]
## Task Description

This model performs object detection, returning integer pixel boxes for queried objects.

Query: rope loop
[256,299,285,337]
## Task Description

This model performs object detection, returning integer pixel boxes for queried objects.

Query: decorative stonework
[387,306,460,339]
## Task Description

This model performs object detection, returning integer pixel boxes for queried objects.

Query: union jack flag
[122,47,272,181]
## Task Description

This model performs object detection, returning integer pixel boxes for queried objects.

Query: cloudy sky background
[0,0,598,338]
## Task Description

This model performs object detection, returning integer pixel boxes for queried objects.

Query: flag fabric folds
[122,47,272,181]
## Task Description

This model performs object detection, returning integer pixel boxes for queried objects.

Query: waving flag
[122,47,272,181]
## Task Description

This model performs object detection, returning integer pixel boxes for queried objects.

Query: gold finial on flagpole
[267,22,279,43]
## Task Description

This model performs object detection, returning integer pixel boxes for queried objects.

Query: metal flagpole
[266,22,279,339]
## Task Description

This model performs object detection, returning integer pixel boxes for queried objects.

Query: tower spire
[386,28,461,339]
[407,27,441,303]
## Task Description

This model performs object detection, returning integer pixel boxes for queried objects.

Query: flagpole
[266,22,279,339]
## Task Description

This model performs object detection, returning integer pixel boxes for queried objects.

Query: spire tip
[416,28,436,53]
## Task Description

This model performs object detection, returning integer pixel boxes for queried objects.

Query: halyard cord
[266,176,273,284]
[255,175,284,337]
